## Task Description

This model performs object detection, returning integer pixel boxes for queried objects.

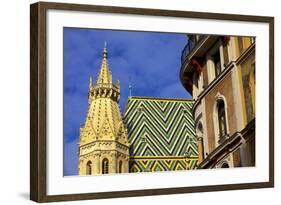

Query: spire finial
[103,41,107,58]
[96,44,112,85]
[89,76,92,88]
[129,76,132,96]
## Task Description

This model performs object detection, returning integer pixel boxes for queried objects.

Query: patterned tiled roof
[124,97,198,172]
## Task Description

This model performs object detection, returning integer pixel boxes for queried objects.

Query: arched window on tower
[102,158,109,174]
[217,100,227,140]
[119,161,123,173]
[86,161,92,175]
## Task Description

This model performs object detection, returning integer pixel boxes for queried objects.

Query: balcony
[181,35,206,64]
[181,39,195,64]
[180,35,220,95]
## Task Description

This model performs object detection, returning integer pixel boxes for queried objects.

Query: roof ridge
[128,96,194,102]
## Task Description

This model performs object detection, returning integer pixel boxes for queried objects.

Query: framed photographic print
[30,1,274,202]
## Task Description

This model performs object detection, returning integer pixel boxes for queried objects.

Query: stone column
[111,152,117,173]
[96,153,100,174]
[125,156,129,173]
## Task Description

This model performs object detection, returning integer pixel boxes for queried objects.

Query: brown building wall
[204,71,237,153]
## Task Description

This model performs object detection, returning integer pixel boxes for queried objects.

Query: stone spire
[96,42,112,85]
[88,43,120,103]
[78,44,129,175]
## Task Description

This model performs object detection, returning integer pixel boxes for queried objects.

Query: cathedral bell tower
[78,44,129,175]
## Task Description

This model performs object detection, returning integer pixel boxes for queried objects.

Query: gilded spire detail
[79,45,129,176]
[96,42,112,85]
[89,76,92,88]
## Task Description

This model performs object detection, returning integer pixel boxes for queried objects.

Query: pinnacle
[96,45,112,85]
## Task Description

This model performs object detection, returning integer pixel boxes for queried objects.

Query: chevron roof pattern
[129,157,198,172]
[124,97,198,172]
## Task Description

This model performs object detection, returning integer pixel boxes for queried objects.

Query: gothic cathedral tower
[78,45,129,175]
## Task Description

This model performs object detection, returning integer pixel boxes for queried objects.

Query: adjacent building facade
[180,35,255,168]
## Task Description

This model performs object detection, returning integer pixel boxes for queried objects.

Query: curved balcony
[180,35,219,94]
[181,39,195,64]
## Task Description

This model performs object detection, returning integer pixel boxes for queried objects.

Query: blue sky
[63,28,192,176]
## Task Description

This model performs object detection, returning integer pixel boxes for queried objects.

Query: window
[86,161,92,175]
[119,161,123,173]
[217,100,227,139]
[102,158,109,174]
[213,50,221,77]
[222,41,229,66]
[197,122,203,137]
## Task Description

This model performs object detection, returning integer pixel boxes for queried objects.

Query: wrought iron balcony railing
[181,39,195,64]
[181,35,205,64]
